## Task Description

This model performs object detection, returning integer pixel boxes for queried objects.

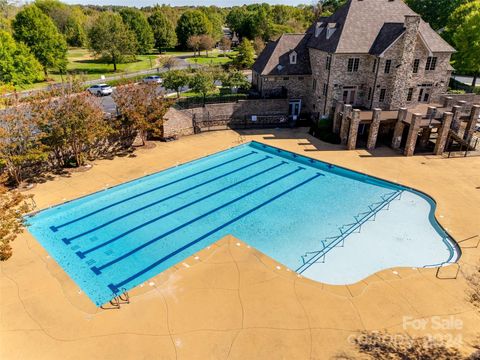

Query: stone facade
[252,1,455,119]
[254,75,313,115]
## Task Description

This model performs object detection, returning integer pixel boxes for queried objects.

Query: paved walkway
[1,128,479,359]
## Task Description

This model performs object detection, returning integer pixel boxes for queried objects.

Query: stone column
[404,113,422,156]
[443,96,453,109]
[367,108,382,150]
[340,104,352,145]
[456,100,467,111]
[347,109,361,150]
[391,108,408,149]
[464,105,480,141]
[333,101,344,134]
[451,105,462,133]
[434,112,454,155]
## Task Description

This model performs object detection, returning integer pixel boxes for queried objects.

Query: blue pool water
[27,142,456,306]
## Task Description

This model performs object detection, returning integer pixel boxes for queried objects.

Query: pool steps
[296,190,403,273]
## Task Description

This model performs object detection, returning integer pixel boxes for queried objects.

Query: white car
[87,84,113,96]
[143,75,162,84]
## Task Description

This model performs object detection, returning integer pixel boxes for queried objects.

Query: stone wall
[258,75,313,114]
[163,107,195,138]
[434,93,480,105]
[163,99,290,138]
[186,98,289,119]
[308,48,330,114]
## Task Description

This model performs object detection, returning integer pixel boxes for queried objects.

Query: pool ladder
[296,190,403,274]
[101,288,130,310]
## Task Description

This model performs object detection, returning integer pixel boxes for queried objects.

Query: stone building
[252,0,455,118]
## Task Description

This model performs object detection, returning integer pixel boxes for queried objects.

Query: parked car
[87,84,113,96]
[143,75,162,84]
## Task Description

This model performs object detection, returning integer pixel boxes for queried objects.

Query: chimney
[389,14,421,109]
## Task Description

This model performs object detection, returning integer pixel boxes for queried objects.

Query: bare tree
[187,35,201,57]
[219,37,232,53]
[199,34,215,57]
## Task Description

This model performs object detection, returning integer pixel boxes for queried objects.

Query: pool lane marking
[83,161,288,261]
[50,151,258,232]
[107,172,322,294]
[91,166,306,274]
[62,156,272,245]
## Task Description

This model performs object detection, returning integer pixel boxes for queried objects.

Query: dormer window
[326,23,336,39]
[315,22,324,37]
[289,51,297,64]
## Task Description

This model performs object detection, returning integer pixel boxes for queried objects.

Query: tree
[406,0,466,31]
[187,35,202,57]
[0,99,49,186]
[0,177,33,261]
[35,0,87,47]
[0,30,43,85]
[148,9,177,53]
[113,84,173,145]
[157,55,181,70]
[235,38,255,69]
[201,7,224,42]
[450,0,480,87]
[199,34,215,57]
[188,70,216,105]
[253,37,265,55]
[12,4,67,77]
[176,10,212,49]
[219,37,232,53]
[35,84,112,167]
[120,8,154,54]
[222,70,251,92]
[87,12,137,72]
[162,69,189,98]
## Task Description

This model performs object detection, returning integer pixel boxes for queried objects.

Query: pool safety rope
[296,190,403,274]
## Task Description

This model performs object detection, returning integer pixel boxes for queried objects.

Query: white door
[289,100,302,119]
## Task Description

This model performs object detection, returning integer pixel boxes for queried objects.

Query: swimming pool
[27,141,459,306]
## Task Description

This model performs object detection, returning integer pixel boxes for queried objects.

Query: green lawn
[17,48,161,91]
[186,51,238,66]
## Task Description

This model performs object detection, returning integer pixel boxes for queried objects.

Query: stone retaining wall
[163,99,290,138]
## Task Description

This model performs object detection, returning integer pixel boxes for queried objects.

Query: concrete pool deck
[1,128,480,359]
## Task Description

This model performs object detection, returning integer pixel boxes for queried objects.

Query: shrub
[309,117,341,144]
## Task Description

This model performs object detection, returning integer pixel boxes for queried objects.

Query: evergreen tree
[12,4,67,77]
[235,39,255,69]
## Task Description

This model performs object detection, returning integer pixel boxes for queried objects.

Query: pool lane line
[50,151,258,232]
[107,172,322,294]
[91,166,307,274]
[76,160,286,258]
[62,156,272,245]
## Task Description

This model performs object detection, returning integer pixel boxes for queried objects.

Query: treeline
[0,0,329,88]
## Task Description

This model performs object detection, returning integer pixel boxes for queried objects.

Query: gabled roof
[307,0,455,54]
[369,23,405,55]
[252,33,312,76]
